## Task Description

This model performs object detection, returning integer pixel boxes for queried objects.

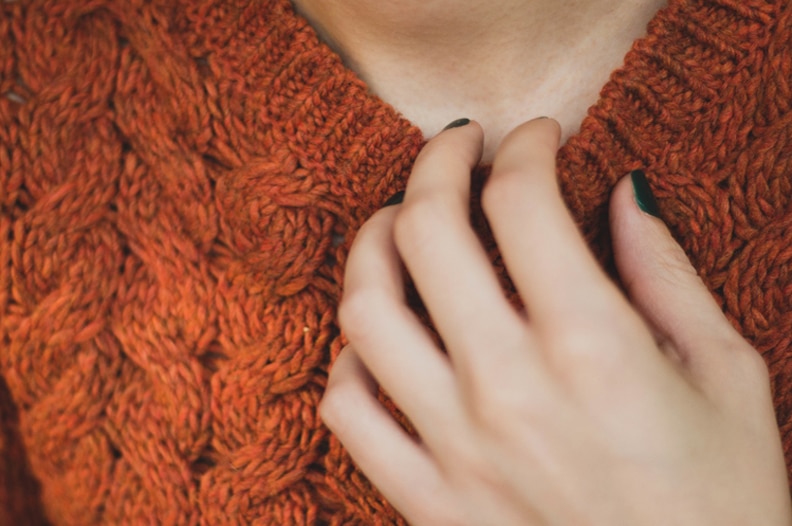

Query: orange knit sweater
[1,0,792,523]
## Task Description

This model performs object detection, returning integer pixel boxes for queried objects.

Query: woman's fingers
[327,119,792,526]
[609,172,770,396]
[483,118,628,335]
[319,346,458,526]
[340,206,462,447]
[392,121,533,381]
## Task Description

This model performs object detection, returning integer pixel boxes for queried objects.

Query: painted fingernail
[630,169,661,218]
[382,191,405,207]
[443,118,471,131]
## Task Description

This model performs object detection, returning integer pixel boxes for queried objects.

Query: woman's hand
[320,118,792,525]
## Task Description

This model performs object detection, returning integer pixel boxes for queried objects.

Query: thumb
[609,170,748,378]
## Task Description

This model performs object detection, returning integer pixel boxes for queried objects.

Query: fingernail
[443,118,471,131]
[382,191,405,207]
[532,116,549,121]
[630,169,661,218]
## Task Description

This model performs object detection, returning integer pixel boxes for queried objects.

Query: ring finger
[340,205,464,449]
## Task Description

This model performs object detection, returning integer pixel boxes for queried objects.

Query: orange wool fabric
[1,0,792,523]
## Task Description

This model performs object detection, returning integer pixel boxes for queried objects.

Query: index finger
[482,119,627,332]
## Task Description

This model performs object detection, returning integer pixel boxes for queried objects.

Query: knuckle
[733,343,771,385]
[338,289,385,341]
[552,329,596,356]
[466,380,533,436]
[715,340,774,407]
[467,395,508,435]
[552,333,613,378]
[318,383,350,429]
[481,170,528,215]
[352,213,382,243]
[459,338,546,432]
[552,310,624,358]
[548,317,640,386]
[393,196,455,253]
[319,361,373,436]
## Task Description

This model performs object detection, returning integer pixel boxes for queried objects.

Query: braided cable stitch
[1,0,791,523]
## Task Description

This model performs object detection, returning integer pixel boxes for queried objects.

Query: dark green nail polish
[631,169,661,218]
[443,118,470,131]
[383,191,405,207]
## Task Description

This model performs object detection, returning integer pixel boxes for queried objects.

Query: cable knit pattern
[0,0,790,523]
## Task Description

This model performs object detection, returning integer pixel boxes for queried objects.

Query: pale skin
[292,0,668,161]
[291,1,792,524]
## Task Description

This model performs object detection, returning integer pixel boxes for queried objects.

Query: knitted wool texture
[1,0,792,523]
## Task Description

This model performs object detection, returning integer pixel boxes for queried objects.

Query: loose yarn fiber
[1,0,792,523]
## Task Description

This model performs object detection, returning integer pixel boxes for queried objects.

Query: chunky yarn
[1,0,791,523]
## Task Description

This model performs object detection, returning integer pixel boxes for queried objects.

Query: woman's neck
[292,0,667,161]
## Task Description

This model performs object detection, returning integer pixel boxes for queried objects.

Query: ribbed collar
[227,0,782,235]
